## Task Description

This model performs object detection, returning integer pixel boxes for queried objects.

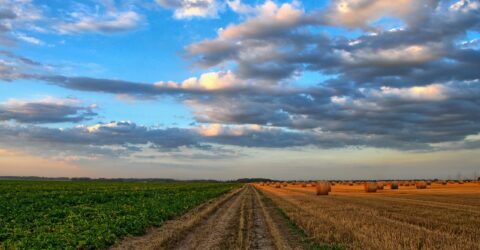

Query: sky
[1,0,480,180]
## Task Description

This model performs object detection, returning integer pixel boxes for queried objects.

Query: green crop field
[0,180,240,249]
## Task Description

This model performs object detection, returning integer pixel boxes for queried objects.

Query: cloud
[322,0,434,28]
[56,7,142,34]
[185,1,325,83]
[226,0,255,14]
[450,0,480,12]
[0,0,144,42]
[156,0,221,19]
[373,84,448,101]
[0,98,97,123]
[0,0,43,45]
[0,8,17,20]
[219,1,304,40]
[0,121,200,159]
[183,80,480,149]
[186,0,480,84]
[0,120,390,159]
[155,71,242,90]
[0,51,49,81]
[29,71,293,98]
[14,32,44,45]
[337,44,443,66]
[5,60,480,152]
[2,0,480,155]
[0,50,42,66]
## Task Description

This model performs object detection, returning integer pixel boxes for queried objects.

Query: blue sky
[1,0,480,179]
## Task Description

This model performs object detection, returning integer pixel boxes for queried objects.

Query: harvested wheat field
[256,182,480,249]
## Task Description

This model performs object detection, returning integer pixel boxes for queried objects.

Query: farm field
[2,180,479,250]
[256,182,480,249]
[0,181,240,249]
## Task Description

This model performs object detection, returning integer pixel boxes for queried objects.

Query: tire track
[172,185,245,250]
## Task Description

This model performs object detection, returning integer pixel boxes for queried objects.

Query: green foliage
[0,181,239,249]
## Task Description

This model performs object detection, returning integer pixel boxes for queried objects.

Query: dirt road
[112,185,304,250]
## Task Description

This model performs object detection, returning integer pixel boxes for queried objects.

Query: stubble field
[256,182,480,249]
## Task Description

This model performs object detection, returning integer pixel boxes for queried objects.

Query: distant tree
[235,178,273,183]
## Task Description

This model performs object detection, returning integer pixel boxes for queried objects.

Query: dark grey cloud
[0,9,16,20]
[0,121,201,159]
[29,73,306,98]
[0,101,97,124]
[185,80,480,150]
[40,75,164,97]
[0,50,42,66]
[0,8,16,37]
[0,120,390,160]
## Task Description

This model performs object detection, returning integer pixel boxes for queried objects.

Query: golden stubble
[256,183,480,249]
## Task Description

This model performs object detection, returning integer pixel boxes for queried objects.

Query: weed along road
[113,184,306,250]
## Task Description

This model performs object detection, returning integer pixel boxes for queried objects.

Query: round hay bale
[426,181,432,186]
[390,182,399,189]
[275,183,281,188]
[416,181,427,189]
[376,181,385,190]
[316,181,331,195]
[364,182,377,193]
[301,182,307,187]
[404,182,411,186]
[348,182,354,186]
